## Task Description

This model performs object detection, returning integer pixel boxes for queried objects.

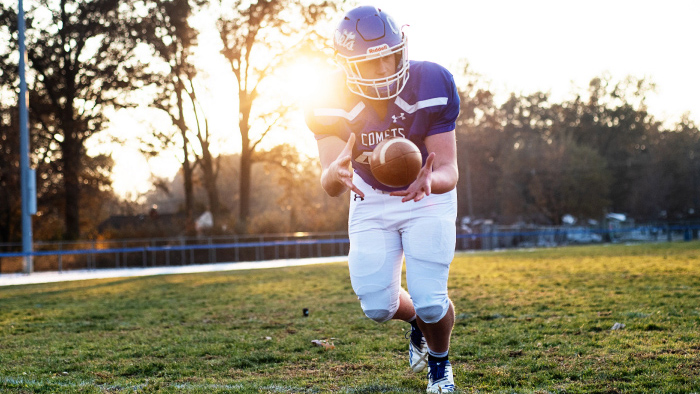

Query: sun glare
[274,57,335,105]
[248,56,336,156]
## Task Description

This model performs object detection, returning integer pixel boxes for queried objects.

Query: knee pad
[355,284,399,323]
[415,303,448,324]
[363,308,395,323]
[408,276,450,324]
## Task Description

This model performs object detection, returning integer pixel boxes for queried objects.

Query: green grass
[1,242,699,393]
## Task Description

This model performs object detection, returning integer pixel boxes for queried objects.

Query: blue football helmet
[333,6,409,100]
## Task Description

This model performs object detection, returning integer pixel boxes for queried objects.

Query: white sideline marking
[0,256,348,287]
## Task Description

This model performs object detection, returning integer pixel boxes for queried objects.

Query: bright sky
[380,0,700,120]
[96,0,700,199]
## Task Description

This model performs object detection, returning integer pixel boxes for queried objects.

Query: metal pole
[18,0,35,273]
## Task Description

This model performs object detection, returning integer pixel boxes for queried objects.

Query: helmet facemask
[335,35,409,100]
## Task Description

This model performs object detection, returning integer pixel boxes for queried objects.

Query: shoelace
[428,361,446,381]
[405,325,424,347]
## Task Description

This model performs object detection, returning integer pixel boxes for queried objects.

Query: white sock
[428,349,449,359]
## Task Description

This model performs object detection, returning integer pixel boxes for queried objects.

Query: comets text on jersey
[360,128,406,147]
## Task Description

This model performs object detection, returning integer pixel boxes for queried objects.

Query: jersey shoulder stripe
[313,102,366,121]
[395,96,448,114]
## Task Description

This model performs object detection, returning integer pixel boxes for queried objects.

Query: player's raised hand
[390,152,435,202]
[329,134,364,198]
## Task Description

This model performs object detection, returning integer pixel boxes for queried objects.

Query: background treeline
[455,69,699,226]
[1,0,698,243]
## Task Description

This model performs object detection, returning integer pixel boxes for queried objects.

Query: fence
[1,224,698,274]
[454,223,699,250]
[0,233,349,274]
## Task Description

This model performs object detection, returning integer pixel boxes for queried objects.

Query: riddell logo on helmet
[367,44,389,54]
[335,30,355,51]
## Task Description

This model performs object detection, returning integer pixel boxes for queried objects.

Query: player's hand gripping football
[390,152,435,203]
[329,133,365,198]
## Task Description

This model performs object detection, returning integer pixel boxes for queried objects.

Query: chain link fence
[1,223,698,274]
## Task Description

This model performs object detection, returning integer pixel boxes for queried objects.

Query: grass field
[1,242,699,393]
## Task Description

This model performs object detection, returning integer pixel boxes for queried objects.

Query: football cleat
[426,359,455,393]
[408,325,428,372]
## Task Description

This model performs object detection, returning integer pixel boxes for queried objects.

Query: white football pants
[348,174,457,324]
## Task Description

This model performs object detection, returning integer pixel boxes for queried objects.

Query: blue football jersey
[305,60,460,192]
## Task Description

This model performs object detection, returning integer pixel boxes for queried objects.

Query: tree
[140,0,206,232]
[0,100,22,243]
[216,0,339,232]
[499,138,611,224]
[651,116,700,220]
[454,63,501,221]
[568,75,659,213]
[0,0,151,239]
[0,96,117,242]
[456,82,615,225]
[255,143,348,233]
[490,91,612,224]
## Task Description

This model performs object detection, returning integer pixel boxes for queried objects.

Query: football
[370,137,423,188]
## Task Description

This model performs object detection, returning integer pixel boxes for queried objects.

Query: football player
[305,5,460,393]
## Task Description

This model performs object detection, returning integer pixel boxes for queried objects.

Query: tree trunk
[238,139,251,233]
[202,149,220,228]
[62,129,81,240]
[175,84,195,234]
[237,96,252,233]
[181,133,194,234]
